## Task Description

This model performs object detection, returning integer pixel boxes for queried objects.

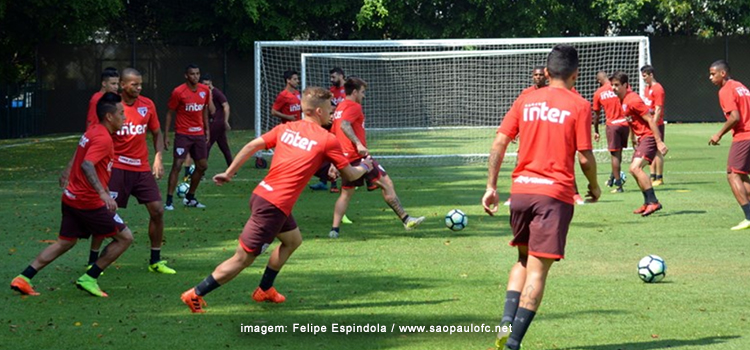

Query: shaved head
[121,68,141,82]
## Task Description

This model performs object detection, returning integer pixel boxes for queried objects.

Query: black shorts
[606,124,629,152]
[173,133,207,161]
[238,195,298,256]
[633,136,657,164]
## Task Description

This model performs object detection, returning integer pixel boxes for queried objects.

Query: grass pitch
[1,123,749,349]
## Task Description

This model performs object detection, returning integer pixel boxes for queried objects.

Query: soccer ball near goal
[445,209,468,231]
[638,255,666,283]
[176,182,190,198]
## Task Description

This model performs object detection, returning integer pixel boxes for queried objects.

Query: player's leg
[77,211,132,297]
[166,135,188,210]
[651,125,665,186]
[309,162,330,191]
[374,174,424,229]
[11,237,77,296]
[726,140,750,229]
[330,187,355,238]
[503,255,555,350]
[215,126,234,168]
[185,136,208,207]
[144,199,175,273]
[253,226,302,303]
[630,138,661,216]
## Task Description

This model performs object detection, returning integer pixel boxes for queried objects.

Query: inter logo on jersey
[522,102,570,124]
[280,129,319,151]
[137,107,148,117]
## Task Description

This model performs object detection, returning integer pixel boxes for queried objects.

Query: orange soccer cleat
[10,276,40,296]
[181,288,207,313]
[252,286,286,303]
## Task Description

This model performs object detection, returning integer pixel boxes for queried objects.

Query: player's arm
[642,112,668,155]
[339,158,373,181]
[59,155,75,188]
[483,131,513,216]
[710,110,740,145]
[213,137,267,185]
[164,109,175,149]
[223,101,231,130]
[593,110,601,142]
[270,108,295,122]
[81,160,117,212]
[578,150,601,202]
[340,120,367,155]
[203,103,210,143]
[208,89,217,115]
[150,127,165,179]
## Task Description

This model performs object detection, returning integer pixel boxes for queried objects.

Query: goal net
[255,37,650,165]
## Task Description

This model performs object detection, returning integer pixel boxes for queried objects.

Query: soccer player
[180,87,372,313]
[593,70,629,193]
[520,65,547,95]
[328,77,425,238]
[85,68,175,274]
[86,68,120,130]
[707,60,750,230]
[310,67,347,193]
[641,65,666,186]
[10,92,133,298]
[200,73,234,168]
[164,64,211,210]
[610,72,669,216]
[483,45,600,350]
[271,70,301,123]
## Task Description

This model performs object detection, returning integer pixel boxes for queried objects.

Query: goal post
[255,37,650,165]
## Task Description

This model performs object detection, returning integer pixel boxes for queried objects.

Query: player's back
[594,83,622,123]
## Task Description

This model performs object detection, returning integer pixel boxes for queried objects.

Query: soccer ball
[176,182,190,198]
[445,209,468,231]
[638,255,666,283]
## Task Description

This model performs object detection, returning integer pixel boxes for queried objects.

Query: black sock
[650,174,657,180]
[88,250,99,265]
[506,307,536,350]
[644,188,658,203]
[259,266,280,291]
[401,214,411,224]
[21,265,38,280]
[501,291,521,324]
[166,194,173,205]
[331,181,338,188]
[184,166,191,177]
[641,190,648,204]
[195,274,221,296]
[656,175,663,180]
[331,227,340,233]
[186,193,195,201]
[150,249,161,265]
[86,263,104,279]
[741,203,750,221]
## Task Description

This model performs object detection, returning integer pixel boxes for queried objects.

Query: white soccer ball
[176,182,190,198]
[445,209,468,231]
[638,255,666,283]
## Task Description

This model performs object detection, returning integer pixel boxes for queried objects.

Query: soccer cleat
[606,175,614,188]
[404,216,425,230]
[148,260,177,274]
[633,204,648,214]
[308,182,327,191]
[328,230,339,239]
[652,179,663,187]
[341,214,353,224]
[573,193,585,205]
[641,202,663,217]
[76,274,108,297]
[730,219,750,231]
[183,199,206,208]
[86,264,104,276]
[164,203,174,211]
[252,286,286,303]
[181,288,207,313]
[329,186,340,194]
[503,199,511,206]
[494,321,512,350]
[610,187,624,193]
[10,276,40,296]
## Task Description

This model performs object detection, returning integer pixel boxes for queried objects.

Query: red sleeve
[202,85,211,106]
[342,104,363,124]
[261,124,281,149]
[147,101,161,131]
[652,85,665,107]
[84,132,112,164]
[592,90,601,112]
[167,88,180,111]
[497,96,522,139]
[632,98,651,117]
[324,134,351,169]
[576,101,593,151]
[272,92,286,112]
[719,87,738,115]
[86,96,99,127]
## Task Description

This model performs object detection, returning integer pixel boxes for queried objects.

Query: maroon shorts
[633,136,657,164]
[314,162,333,181]
[109,168,162,208]
[239,195,298,256]
[727,140,750,174]
[173,133,207,161]
[658,124,665,142]
[341,158,386,189]
[59,203,127,241]
[606,125,629,152]
[509,194,574,260]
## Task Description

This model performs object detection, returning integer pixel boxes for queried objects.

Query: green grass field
[2,124,749,350]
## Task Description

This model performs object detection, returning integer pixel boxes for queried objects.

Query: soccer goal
[255,37,650,165]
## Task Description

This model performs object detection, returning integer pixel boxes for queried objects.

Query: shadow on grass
[657,210,707,217]
[541,308,629,321]
[559,335,741,350]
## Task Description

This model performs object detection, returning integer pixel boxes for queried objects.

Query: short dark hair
[96,92,121,122]
[200,73,213,82]
[101,69,119,82]
[121,68,141,80]
[546,45,578,80]
[640,65,655,75]
[711,60,730,73]
[532,65,545,72]
[344,76,367,95]
[185,64,200,73]
[283,70,298,81]
[330,67,345,76]
[609,71,629,85]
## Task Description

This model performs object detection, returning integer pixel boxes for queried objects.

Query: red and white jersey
[168,83,210,135]
[622,91,653,139]
[86,92,104,130]
[255,120,350,215]
[521,85,542,95]
[272,89,301,123]
[330,85,346,106]
[719,79,750,142]
[593,83,626,126]
[63,124,115,210]
[331,99,366,162]
[643,82,665,126]
[498,86,592,205]
[113,95,160,172]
